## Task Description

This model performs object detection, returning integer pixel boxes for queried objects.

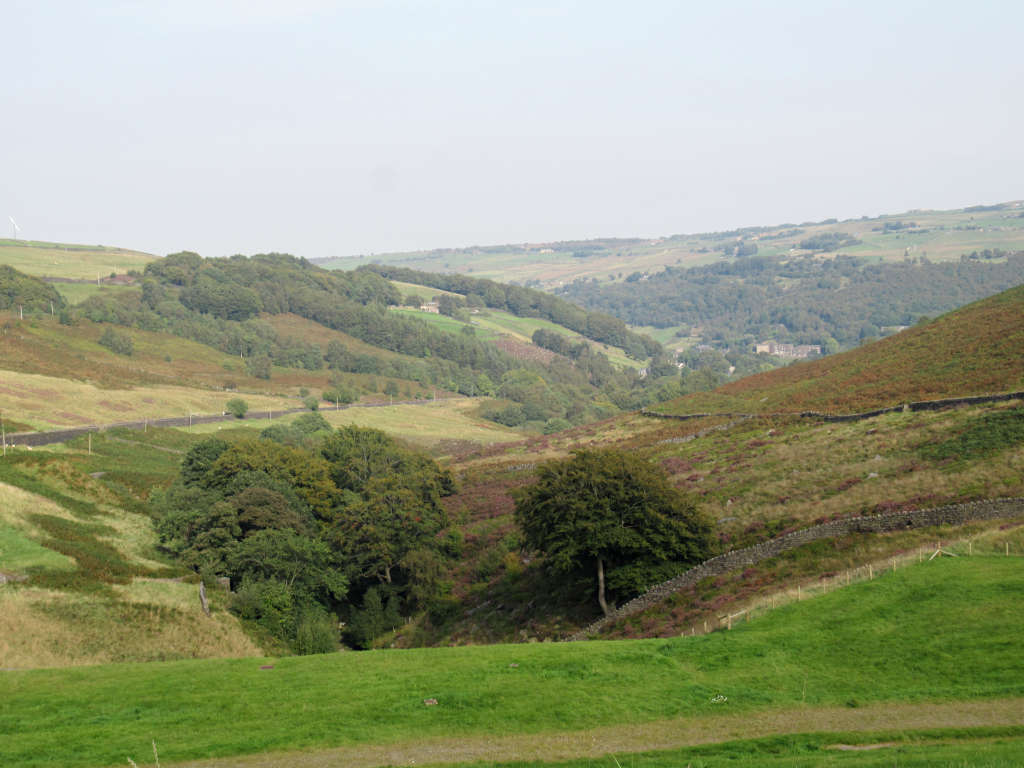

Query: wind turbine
[8,216,20,240]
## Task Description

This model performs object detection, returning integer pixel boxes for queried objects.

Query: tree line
[559,252,1024,350]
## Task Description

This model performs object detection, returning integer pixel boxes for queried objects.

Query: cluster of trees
[72,251,677,427]
[97,327,134,356]
[797,232,861,251]
[560,252,1024,351]
[359,264,661,359]
[0,265,65,314]
[153,424,456,651]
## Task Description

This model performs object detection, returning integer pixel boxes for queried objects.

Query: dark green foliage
[97,327,134,356]
[514,449,713,615]
[797,231,860,251]
[294,608,339,655]
[303,395,320,411]
[920,407,1024,463]
[292,411,331,434]
[562,251,1024,350]
[70,250,676,426]
[225,398,248,418]
[245,355,272,379]
[322,384,357,405]
[360,263,661,357]
[259,414,331,447]
[179,438,229,486]
[0,265,65,313]
[155,426,455,651]
[345,585,401,649]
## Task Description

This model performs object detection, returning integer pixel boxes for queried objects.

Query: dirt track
[167,697,1024,768]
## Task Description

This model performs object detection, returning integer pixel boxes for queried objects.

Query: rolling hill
[652,283,1024,416]
[314,199,1024,288]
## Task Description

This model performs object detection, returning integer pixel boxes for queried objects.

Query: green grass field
[1,557,1020,767]
[0,239,155,280]
[49,281,137,305]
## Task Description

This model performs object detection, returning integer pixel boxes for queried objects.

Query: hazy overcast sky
[3,1,1021,259]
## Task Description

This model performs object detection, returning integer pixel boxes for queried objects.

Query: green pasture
[49,281,136,305]
[2,556,1021,768]
[0,240,155,280]
[391,307,501,340]
[0,523,76,573]
[392,302,642,369]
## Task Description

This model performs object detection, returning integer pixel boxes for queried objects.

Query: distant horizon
[6,194,1022,262]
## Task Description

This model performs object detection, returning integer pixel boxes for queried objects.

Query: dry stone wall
[645,390,1024,425]
[568,497,1024,641]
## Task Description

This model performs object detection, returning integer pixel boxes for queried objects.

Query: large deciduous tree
[513,449,713,616]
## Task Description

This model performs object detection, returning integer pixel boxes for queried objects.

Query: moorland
[1,200,1023,767]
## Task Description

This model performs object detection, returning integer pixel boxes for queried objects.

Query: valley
[1,208,1023,768]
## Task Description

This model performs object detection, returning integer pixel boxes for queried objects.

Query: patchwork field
[0,467,261,670]
[317,201,1024,289]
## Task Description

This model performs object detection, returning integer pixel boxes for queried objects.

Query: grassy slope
[655,283,1024,415]
[417,399,1024,645]
[0,428,263,668]
[190,400,518,458]
[388,282,643,369]
[0,239,155,280]
[1,557,1021,767]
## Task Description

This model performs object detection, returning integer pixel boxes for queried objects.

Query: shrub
[97,327,134,356]
[294,609,338,655]
[226,398,249,419]
[302,396,320,411]
[322,385,357,405]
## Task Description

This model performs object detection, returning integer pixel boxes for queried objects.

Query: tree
[513,449,712,617]
[226,398,249,418]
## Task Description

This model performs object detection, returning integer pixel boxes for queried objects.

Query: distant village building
[755,341,821,359]
[419,302,440,314]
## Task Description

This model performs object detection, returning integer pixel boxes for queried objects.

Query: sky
[2,1,1022,259]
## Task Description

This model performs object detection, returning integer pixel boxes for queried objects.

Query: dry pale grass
[0,585,261,669]
[315,400,519,448]
[0,482,81,531]
[0,369,298,431]
[0,480,167,571]
[166,697,1024,768]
